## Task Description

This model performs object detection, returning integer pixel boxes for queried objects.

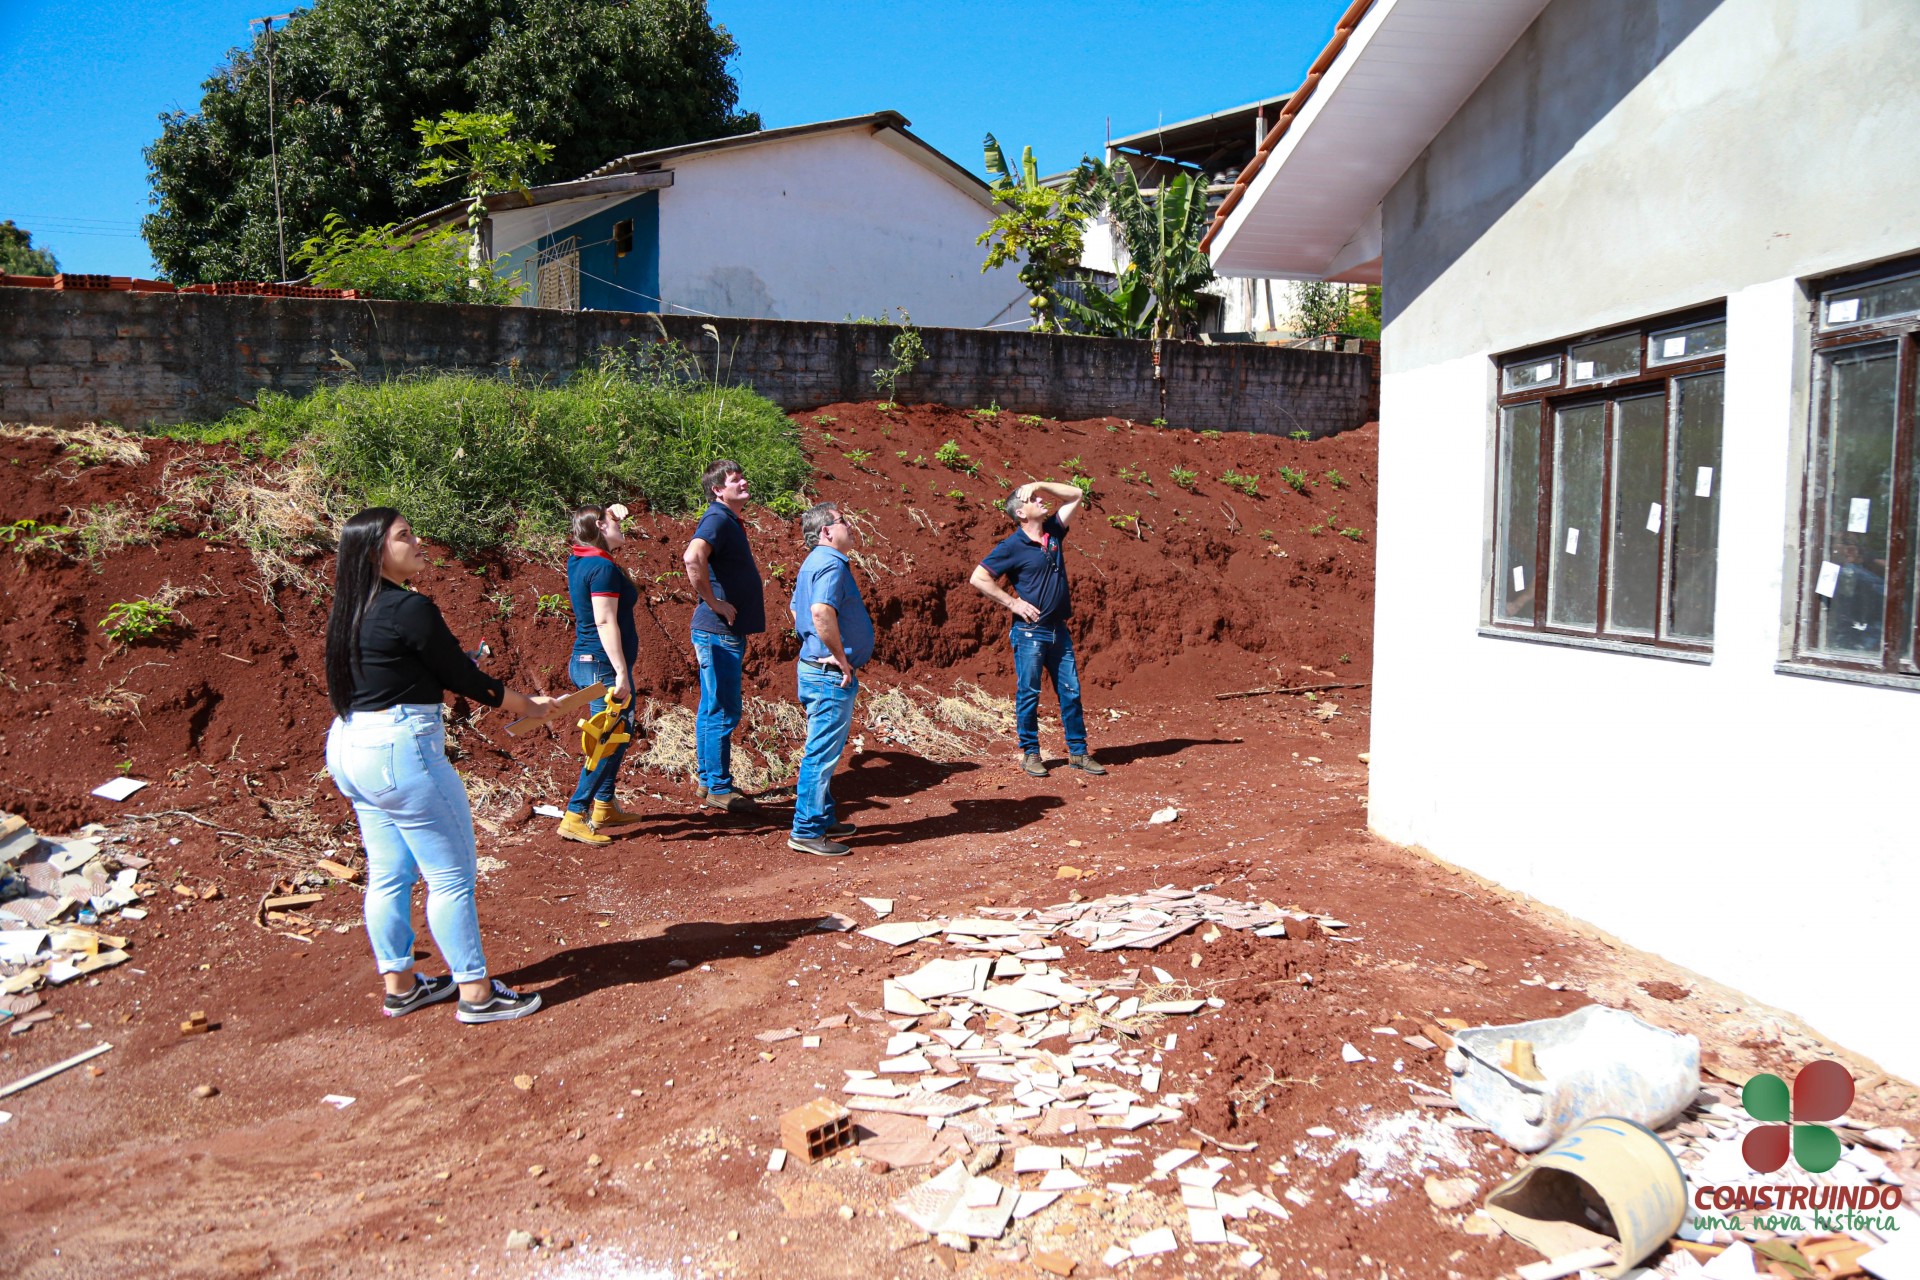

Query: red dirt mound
[0,408,1376,831]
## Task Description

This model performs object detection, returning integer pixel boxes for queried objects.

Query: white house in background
[406,113,1022,328]
[1208,0,1920,1079]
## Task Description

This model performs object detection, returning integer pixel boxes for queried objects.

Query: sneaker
[788,834,852,857]
[382,974,458,1018]
[825,821,857,839]
[456,979,543,1024]
[703,791,762,814]
[1068,754,1108,776]
[1019,753,1048,777]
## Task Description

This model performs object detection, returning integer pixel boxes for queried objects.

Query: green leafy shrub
[1198,429,1223,440]
[1277,465,1311,495]
[1,517,74,560]
[1168,466,1198,491]
[534,593,567,620]
[1221,471,1260,497]
[844,448,873,468]
[871,311,927,408]
[1339,526,1366,541]
[934,440,978,476]
[1289,429,1311,441]
[1324,469,1347,489]
[1069,474,1094,498]
[296,215,524,306]
[765,491,808,519]
[100,598,178,643]
[198,353,808,557]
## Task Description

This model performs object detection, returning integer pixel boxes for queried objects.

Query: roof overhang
[1207,0,1550,282]
[397,171,676,248]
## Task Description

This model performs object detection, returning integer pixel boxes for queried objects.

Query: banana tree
[1061,264,1155,338]
[1097,162,1217,341]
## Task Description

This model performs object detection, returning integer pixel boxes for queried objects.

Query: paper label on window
[1815,560,1841,598]
[1511,566,1526,593]
[1695,466,1714,497]
[1847,497,1871,533]
[1574,360,1596,380]
[1564,527,1580,555]
[1533,362,1554,382]
[1646,503,1663,534]
[1661,336,1687,358]
[1827,298,1860,325]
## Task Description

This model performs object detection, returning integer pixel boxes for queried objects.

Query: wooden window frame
[1486,304,1727,658]
[1784,253,1920,689]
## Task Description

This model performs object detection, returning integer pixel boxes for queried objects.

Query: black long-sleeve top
[347,580,505,712]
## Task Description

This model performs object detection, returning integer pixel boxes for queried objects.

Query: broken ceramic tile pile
[804,886,1314,1258]
[0,813,147,1035]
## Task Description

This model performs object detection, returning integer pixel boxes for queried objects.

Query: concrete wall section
[0,288,1374,436]
[1383,0,1920,373]
[1368,0,1920,1075]
[655,131,1023,329]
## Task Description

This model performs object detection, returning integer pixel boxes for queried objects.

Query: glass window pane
[1667,372,1725,643]
[1822,270,1920,329]
[1607,395,1665,638]
[1568,334,1640,384]
[1503,357,1561,393]
[1648,319,1727,365]
[1494,406,1540,623]
[1810,345,1898,657]
[1549,403,1605,631]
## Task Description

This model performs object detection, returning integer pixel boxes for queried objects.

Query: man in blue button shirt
[787,501,874,857]
[681,459,768,815]
[969,480,1107,778]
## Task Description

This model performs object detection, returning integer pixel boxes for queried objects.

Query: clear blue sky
[0,0,1352,278]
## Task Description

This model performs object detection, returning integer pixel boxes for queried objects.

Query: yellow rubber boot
[557,811,610,845]
[589,800,644,830]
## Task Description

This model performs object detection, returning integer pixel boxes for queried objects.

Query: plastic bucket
[1484,1115,1688,1278]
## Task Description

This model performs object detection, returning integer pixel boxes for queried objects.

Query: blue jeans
[692,628,745,795]
[793,663,858,838]
[324,705,488,983]
[566,653,633,813]
[1011,622,1088,757]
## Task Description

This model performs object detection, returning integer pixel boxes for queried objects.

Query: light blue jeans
[792,663,858,839]
[692,628,746,795]
[324,705,488,983]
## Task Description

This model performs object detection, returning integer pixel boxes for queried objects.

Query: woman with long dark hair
[324,507,555,1024]
[556,503,645,844]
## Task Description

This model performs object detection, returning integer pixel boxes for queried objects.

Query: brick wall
[0,289,1375,437]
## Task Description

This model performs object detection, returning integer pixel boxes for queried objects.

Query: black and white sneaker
[456,979,543,1024]
[383,974,459,1018]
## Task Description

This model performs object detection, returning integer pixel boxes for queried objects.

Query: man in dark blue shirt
[681,459,768,813]
[969,480,1107,778]
[787,501,874,857]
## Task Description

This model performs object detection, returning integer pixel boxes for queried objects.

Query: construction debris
[1,815,154,1033]
[781,1098,855,1164]
[0,1041,113,1098]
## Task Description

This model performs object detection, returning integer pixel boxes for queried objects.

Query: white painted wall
[1370,0,1920,1077]
[653,130,1023,328]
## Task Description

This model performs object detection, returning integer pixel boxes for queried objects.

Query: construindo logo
[1740,1060,1852,1174]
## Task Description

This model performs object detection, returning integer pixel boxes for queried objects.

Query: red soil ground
[0,410,1908,1279]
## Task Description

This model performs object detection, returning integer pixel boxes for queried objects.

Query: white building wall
[1370,0,1920,1077]
[653,131,1022,329]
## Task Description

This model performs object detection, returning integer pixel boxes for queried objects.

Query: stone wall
[0,288,1374,436]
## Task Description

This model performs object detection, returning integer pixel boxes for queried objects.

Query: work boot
[703,791,761,815]
[589,799,645,830]
[1068,754,1108,776]
[556,811,610,845]
[788,834,852,857]
[1019,753,1048,777]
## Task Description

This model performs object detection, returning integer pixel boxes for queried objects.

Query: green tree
[1095,163,1216,342]
[1289,280,1356,340]
[0,221,58,275]
[144,0,758,283]
[977,135,1097,333]
[1061,264,1154,338]
[413,110,552,289]
[294,215,524,304]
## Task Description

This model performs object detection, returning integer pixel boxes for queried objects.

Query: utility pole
[250,14,295,282]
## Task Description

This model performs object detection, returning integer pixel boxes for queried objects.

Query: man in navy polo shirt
[787,501,873,857]
[969,480,1107,778]
[681,458,767,814]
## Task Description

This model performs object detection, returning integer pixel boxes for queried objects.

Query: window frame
[1782,253,1920,690]
[1485,303,1728,660]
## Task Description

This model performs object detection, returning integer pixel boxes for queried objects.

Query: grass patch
[165,350,808,558]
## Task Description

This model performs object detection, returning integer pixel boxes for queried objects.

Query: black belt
[802,657,840,669]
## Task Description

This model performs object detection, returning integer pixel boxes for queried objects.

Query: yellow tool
[579,693,633,770]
